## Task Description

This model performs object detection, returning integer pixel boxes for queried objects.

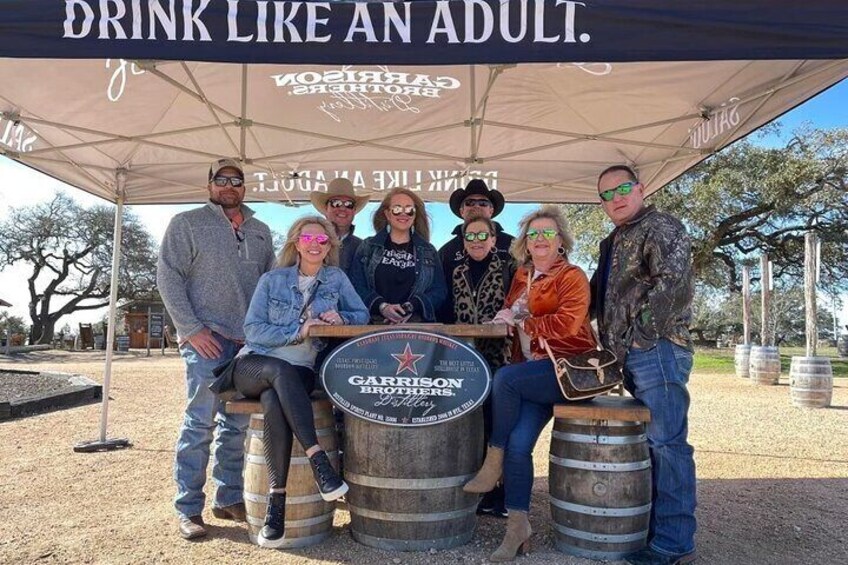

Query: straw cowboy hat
[310,178,370,214]
[449,179,505,218]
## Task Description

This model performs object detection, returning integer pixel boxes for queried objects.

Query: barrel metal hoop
[244,491,326,505]
[344,471,476,490]
[247,427,334,440]
[246,451,338,467]
[347,503,477,523]
[549,454,651,472]
[552,522,648,543]
[554,538,634,561]
[552,430,646,445]
[248,530,331,549]
[564,419,645,427]
[247,512,333,529]
[352,530,474,551]
[550,496,652,517]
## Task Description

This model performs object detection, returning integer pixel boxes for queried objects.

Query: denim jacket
[349,229,447,322]
[243,265,368,354]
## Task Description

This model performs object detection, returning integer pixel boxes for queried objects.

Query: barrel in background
[789,357,833,409]
[549,418,652,561]
[838,335,848,358]
[243,397,337,548]
[344,411,483,551]
[749,346,781,385]
[734,344,751,378]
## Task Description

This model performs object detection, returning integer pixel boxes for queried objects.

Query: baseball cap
[208,158,244,181]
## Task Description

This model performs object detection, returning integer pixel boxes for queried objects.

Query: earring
[557,246,566,255]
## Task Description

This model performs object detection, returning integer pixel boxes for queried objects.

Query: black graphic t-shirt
[375,240,416,305]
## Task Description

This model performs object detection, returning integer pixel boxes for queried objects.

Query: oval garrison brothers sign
[320,330,491,427]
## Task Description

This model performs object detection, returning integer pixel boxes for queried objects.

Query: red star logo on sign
[391,343,425,376]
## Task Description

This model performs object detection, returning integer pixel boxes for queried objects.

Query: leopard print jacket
[451,254,513,372]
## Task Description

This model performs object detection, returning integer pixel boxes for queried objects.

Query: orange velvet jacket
[505,258,597,362]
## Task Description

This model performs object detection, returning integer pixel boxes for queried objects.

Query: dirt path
[1,351,846,564]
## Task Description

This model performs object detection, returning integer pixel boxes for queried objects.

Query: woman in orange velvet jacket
[463,205,597,562]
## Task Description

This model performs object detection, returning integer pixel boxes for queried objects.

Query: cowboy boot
[463,446,504,493]
[490,510,532,562]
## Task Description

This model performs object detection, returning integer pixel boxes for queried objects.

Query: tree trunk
[30,318,56,344]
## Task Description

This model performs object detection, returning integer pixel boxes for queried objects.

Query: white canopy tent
[1,0,846,448]
[1,59,847,206]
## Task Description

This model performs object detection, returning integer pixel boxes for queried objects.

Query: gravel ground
[0,350,846,565]
[0,370,74,403]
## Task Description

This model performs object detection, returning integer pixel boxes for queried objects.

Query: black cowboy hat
[449,179,505,218]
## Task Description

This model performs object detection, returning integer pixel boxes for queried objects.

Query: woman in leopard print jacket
[445,215,514,517]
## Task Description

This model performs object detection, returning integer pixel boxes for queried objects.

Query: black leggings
[232,354,318,490]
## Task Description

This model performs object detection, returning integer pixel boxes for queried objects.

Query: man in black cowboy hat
[438,179,514,285]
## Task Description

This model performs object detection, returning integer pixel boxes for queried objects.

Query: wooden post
[146,306,151,357]
[760,255,771,347]
[805,232,818,357]
[742,266,751,345]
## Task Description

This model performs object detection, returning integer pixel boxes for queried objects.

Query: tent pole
[74,169,131,453]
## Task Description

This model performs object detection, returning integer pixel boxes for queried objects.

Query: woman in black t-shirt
[350,188,447,323]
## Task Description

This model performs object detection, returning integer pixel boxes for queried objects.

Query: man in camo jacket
[590,165,696,565]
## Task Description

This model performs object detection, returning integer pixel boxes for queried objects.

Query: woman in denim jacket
[349,187,447,323]
[212,215,368,549]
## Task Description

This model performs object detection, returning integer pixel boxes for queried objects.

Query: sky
[1,79,846,337]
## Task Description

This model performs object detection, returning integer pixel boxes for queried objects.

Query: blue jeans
[174,335,248,519]
[624,338,697,556]
[489,359,565,512]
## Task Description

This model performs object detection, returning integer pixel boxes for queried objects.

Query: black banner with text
[0,1,846,64]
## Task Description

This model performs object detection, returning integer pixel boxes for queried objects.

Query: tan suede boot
[463,446,504,493]
[490,510,532,562]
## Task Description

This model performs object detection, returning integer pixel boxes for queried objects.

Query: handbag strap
[296,278,322,324]
[538,336,559,368]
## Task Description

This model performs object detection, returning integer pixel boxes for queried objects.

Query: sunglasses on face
[599,181,637,202]
[299,233,330,245]
[389,204,416,216]
[462,198,492,209]
[527,228,559,241]
[212,175,245,188]
[328,199,356,210]
[464,231,491,242]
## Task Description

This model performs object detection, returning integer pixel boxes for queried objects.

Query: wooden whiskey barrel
[344,411,483,551]
[734,344,751,378]
[749,346,781,385]
[549,415,652,561]
[236,396,338,548]
[789,357,833,409]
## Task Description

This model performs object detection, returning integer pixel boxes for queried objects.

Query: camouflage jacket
[589,206,694,360]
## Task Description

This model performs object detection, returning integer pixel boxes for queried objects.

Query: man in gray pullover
[157,158,275,540]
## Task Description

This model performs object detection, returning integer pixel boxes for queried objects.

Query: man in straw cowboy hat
[311,177,370,273]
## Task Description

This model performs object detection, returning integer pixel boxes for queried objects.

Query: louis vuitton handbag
[539,334,623,401]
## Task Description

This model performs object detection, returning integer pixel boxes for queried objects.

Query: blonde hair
[372,187,431,242]
[509,205,575,266]
[276,216,340,268]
